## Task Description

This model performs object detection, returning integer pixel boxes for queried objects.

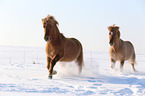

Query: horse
[42,15,84,79]
[108,25,136,72]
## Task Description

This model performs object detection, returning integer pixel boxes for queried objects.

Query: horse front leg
[111,58,116,69]
[120,61,124,72]
[47,57,51,70]
[49,55,61,79]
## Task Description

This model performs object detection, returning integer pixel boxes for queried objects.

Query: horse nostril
[109,42,113,46]
[44,37,50,42]
[109,41,113,46]
[109,37,114,46]
[46,37,49,41]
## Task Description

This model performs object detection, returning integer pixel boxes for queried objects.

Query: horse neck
[49,25,62,43]
[113,39,122,52]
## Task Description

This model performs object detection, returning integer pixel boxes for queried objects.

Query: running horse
[42,15,84,79]
[108,25,136,71]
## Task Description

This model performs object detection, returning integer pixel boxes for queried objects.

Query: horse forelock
[108,25,120,35]
[44,15,59,25]
[108,25,119,30]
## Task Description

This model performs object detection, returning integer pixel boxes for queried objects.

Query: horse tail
[76,46,84,74]
[129,51,137,65]
[132,45,137,65]
[71,38,84,74]
[133,52,137,65]
[128,41,137,65]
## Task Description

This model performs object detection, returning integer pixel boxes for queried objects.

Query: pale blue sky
[0,0,145,53]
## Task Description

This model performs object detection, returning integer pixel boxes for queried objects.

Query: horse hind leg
[129,60,136,72]
[129,52,136,72]
[131,63,136,72]
[76,51,84,74]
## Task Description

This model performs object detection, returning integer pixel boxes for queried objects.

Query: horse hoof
[53,70,57,75]
[133,69,137,72]
[111,66,113,69]
[48,75,52,79]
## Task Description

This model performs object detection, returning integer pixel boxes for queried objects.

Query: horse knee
[47,65,49,70]
[49,55,60,75]
[47,57,51,70]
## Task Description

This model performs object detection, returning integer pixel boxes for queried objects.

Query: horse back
[124,41,134,51]
[69,38,82,47]
[66,38,82,53]
[60,38,82,62]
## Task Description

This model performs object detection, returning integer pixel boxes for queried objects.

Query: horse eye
[109,32,113,35]
[43,25,45,28]
[109,33,111,35]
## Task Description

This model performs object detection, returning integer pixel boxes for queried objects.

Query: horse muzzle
[109,42,114,46]
[109,38,114,46]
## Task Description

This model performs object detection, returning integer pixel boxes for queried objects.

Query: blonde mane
[108,24,119,29]
[108,25,136,72]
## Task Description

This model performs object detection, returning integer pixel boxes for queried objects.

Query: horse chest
[45,43,55,58]
[109,48,125,61]
[112,52,124,60]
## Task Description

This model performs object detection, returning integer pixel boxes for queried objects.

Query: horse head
[108,25,120,46]
[42,15,59,42]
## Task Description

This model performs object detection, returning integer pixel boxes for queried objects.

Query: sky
[0,0,145,53]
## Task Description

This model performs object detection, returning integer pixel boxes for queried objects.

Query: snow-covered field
[0,46,145,96]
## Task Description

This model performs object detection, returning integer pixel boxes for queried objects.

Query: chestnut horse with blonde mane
[108,25,136,72]
[42,15,84,79]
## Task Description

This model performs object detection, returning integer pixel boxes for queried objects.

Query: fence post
[91,51,92,65]
[24,50,25,64]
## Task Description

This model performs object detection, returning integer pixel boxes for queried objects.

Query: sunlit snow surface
[0,46,145,96]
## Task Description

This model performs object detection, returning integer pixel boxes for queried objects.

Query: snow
[0,46,145,96]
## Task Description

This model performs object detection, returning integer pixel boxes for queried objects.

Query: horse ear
[118,31,120,38]
[116,26,119,31]
[42,19,45,22]
[107,27,111,30]
[107,27,109,30]
[114,26,120,38]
